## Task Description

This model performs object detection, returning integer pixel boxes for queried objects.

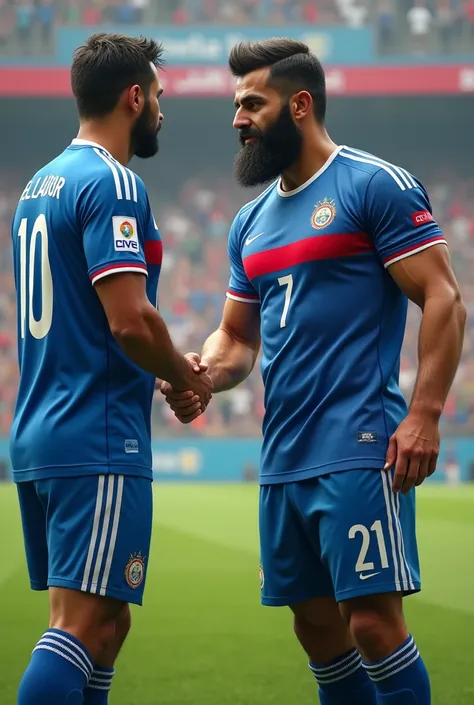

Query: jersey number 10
[17,214,53,340]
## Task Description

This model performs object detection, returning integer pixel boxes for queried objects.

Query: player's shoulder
[336,145,421,192]
[233,180,279,227]
[68,139,147,204]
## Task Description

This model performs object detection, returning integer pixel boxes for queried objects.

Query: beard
[132,100,160,159]
[234,103,303,188]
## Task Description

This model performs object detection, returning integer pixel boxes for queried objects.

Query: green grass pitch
[0,482,473,704]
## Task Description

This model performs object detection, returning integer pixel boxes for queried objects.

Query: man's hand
[161,353,213,424]
[384,412,440,494]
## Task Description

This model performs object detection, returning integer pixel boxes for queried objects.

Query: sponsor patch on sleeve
[411,210,435,227]
[113,216,140,253]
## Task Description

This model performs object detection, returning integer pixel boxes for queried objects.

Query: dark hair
[71,33,165,118]
[229,38,326,123]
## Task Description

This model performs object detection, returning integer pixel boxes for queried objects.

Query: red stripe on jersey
[90,262,148,281]
[227,288,259,300]
[145,239,163,265]
[383,236,446,266]
[243,232,373,280]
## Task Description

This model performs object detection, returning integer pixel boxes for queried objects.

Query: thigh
[259,483,333,607]
[318,469,420,602]
[37,474,153,606]
[17,481,48,590]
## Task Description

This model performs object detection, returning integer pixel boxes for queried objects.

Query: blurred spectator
[37,0,56,49]
[437,0,455,52]
[16,0,34,54]
[407,0,433,52]
[377,0,395,53]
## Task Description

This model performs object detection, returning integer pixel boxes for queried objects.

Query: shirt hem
[259,458,386,485]
[13,464,153,482]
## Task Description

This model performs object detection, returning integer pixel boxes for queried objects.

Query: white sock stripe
[310,651,361,675]
[313,661,364,685]
[89,675,114,683]
[40,636,93,676]
[43,631,94,673]
[394,491,416,591]
[364,639,416,674]
[92,669,115,677]
[100,475,124,596]
[368,651,420,682]
[33,645,90,680]
[380,471,401,591]
[90,475,115,594]
[81,476,106,592]
[87,684,111,691]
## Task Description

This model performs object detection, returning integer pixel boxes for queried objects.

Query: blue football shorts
[259,468,420,606]
[17,474,153,606]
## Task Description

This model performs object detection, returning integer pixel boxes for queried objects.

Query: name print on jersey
[113,216,140,253]
[19,175,66,202]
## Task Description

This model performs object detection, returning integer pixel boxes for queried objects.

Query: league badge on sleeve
[125,552,146,589]
[113,216,140,253]
[311,198,337,230]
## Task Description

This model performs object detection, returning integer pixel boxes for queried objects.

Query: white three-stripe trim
[81,475,124,596]
[380,470,401,591]
[342,147,417,189]
[380,470,415,592]
[340,149,412,191]
[93,149,138,202]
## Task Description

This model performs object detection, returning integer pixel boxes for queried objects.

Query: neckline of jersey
[277,144,344,198]
[70,138,112,156]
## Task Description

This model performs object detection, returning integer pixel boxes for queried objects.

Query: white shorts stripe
[93,149,123,200]
[340,150,407,191]
[81,476,105,592]
[387,473,409,591]
[100,475,124,596]
[394,492,416,591]
[342,147,416,189]
[90,475,115,594]
[33,645,90,680]
[380,471,401,591]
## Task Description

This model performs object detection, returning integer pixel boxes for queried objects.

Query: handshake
[160,352,213,424]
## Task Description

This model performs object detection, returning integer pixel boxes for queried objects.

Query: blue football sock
[17,628,93,705]
[310,648,377,704]
[363,635,431,705]
[83,666,115,704]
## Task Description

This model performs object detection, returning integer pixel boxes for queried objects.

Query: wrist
[408,401,443,421]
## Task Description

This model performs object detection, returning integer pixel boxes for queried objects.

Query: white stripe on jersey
[343,147,418,189]
[128,169,138,202]
[93,149,123,200]
[339,150,407,191]
[226,292,260,304]
[91,265,148,286]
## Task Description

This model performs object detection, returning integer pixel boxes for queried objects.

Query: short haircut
[71,32,165,119]
[229,38,326,123]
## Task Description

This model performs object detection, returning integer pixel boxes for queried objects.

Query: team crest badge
[125,552,145,589]
[311,198,336,230]
[120,221,134,238]
[259,564,264,590]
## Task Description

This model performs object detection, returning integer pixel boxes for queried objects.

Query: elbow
[109,308,153,348]
[452,287,467,330]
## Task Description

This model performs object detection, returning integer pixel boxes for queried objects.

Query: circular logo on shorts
[120,221,134,238]
[259,563,264,590]
[125,553,145,589]
[311,199,337,230]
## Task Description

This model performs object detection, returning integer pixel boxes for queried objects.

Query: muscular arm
[95,272,209,394]
[388,245,466,418]
[385,244,466,492]
[201,299,261,393]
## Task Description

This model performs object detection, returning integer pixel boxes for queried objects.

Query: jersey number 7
[17,214,53,340]
[278,274,293,329]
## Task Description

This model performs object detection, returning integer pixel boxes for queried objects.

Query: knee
[347,609,405,661]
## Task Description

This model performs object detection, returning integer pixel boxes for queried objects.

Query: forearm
[113,305,194,390]
[410,293,466,418]
[201,327,259,393]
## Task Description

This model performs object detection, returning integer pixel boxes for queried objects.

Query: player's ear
[292,91,312,122]
[127,84,144,114]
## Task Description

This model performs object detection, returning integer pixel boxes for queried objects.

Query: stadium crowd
[0,167,473,438]
[0,0,473,56]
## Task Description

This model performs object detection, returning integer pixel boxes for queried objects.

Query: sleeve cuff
[226,289,260,304]
[383,237,447,269]
[90,263,148,285]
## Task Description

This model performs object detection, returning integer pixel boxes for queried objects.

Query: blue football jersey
[227,145,447,485]
[10,139,162,482]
